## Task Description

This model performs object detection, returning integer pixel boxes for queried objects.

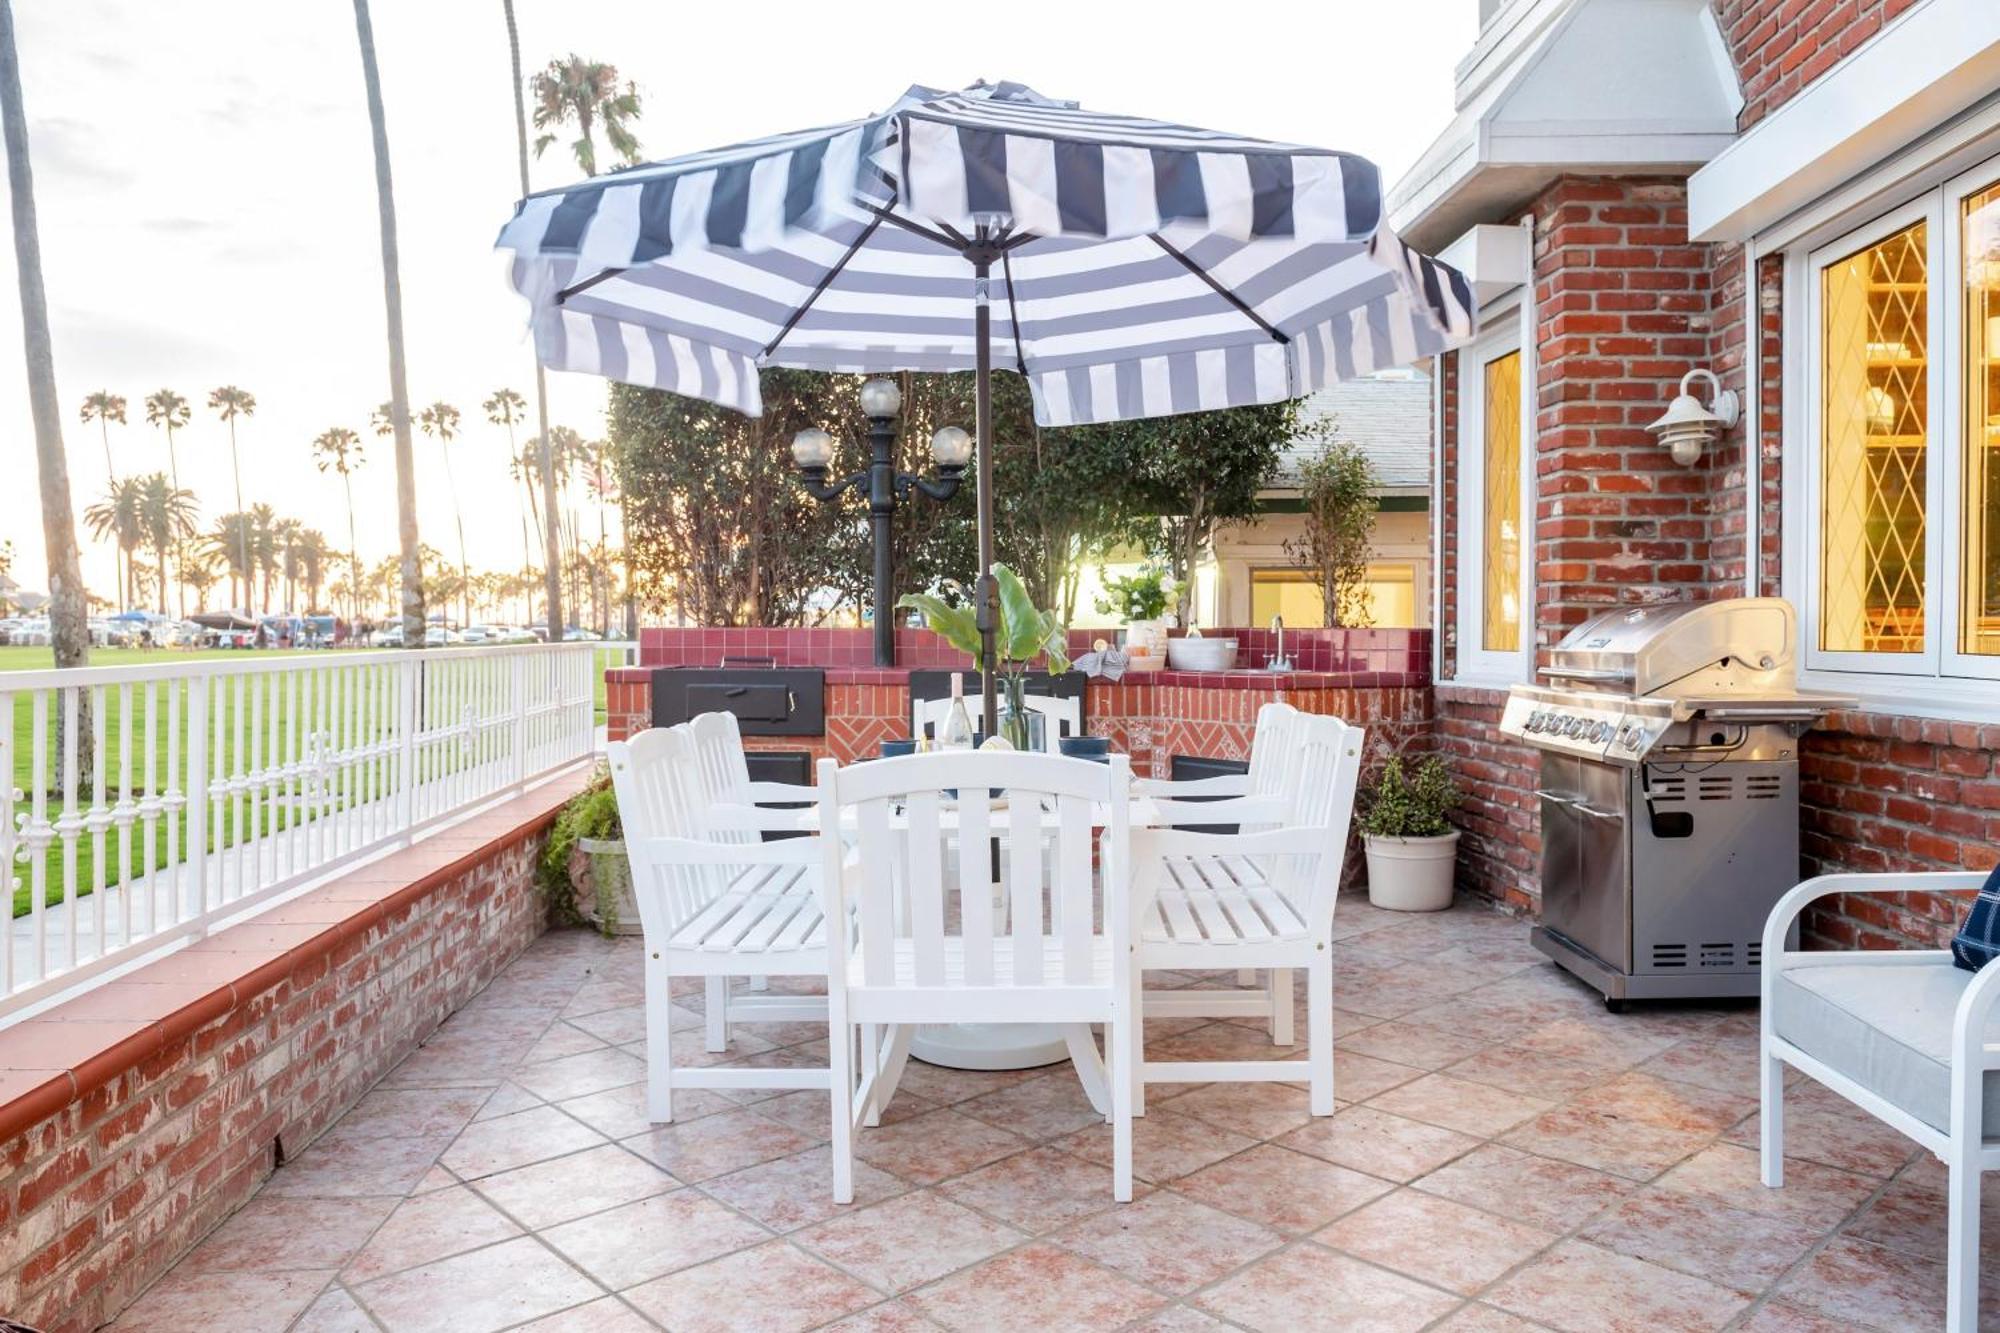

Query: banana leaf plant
[897,564,1070,748]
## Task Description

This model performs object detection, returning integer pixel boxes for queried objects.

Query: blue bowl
[1059,735,1111,762]
[879,739,918,759]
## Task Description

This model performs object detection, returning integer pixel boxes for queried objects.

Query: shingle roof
[1275,370,1432,491]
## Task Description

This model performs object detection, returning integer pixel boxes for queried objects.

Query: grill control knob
[1593,721,1612,743]
[1622,729,1643,750]
[1564,717,1582,737]
[1527,711,1544,732]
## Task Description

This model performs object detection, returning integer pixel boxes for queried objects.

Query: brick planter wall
[0,782,577,1332]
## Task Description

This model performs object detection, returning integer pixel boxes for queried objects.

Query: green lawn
[3,644,622,919]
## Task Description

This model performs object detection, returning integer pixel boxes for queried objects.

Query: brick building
[1393,0,2000,946]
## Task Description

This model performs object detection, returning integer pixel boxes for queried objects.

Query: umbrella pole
[972,251,999,737]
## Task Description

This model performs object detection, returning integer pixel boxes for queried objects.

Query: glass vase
[998,674,1046,753]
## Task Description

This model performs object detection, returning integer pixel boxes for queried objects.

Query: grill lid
[1543,597,1795,699]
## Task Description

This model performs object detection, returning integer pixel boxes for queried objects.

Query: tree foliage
[1286,426,1380,627]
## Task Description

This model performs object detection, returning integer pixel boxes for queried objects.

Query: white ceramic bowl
[1166,637,1239,672]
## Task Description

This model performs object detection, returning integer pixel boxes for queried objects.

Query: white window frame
[1781,139,2000,716]
[1453,297,1535,686]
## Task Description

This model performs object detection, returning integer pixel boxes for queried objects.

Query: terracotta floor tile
[1148,1021,1310,1064]
[1487,1239,1752,1331]
[1652,1143,1878,1229]
[518,1023,609,1066]
[1581,1188,1826,1292]
[1426,1306,1551,1332]
[336,1087,493,1142]
[1501,1072,1750,1181]
[557,1080,735,1138]
[1444,1045,1611,1100]
[565,1002,650,1046]
[1366,1072,1553,1136]
[260,1131,449,1199]
[1336,1020,1491,1071]
[621,1240,879,1333]
[290,1285,376,1333]
[1277,1105,1479,1182]
[1841,1156,2000,1266]
[1506,1016,1683,1073]
[818,1299,947,1332]
[906,1241,1167,1333]
[1331,1049,1428,1100]
[703,1144,906,1232]
[351,1235,602,1332]
[473,1082,545,1122]
[1054,1190,1282,1294]
[1121,1307,1233,1332]
[1770,1234,1963,1330]
[1732,1302,1876,1332]
[1058,1109,1257,1183]
[853,1108,1033,1185]
[541,1188,768,1290]
[732,1088,835,1143]
[508,1046,648,1102]
[1195,1243,1462,1332]
[1724,1098,1922,1180]
[1412,1144,1635,1233]
[884,1058,1041,1106]
[1638,1028,1768,1098]
[106,1268,335,1331]
[342,1185,523,1284]
[1173,1143,1394,1234]
[620,1106,819,1182]
[936,1145,1133,1233]
[439,1104,607,1180]
[512,1296,659,1332]
[470,1141,676,1229]
[183,1195,399,1273]
[958,1070,1107,1140]
[797,1189,1024,1294]
[1318,1188,1559,1295]
[1161,1082,1316,1139]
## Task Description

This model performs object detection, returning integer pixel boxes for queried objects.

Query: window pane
[1250,570,1326,628]
[1365,562,1419,627]
[1964,184,2000,655]
[1482,351,1522,653]
[1820,220,1928,653]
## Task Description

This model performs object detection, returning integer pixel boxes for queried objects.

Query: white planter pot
[1364,830,1460,912]
[576,837,642,936]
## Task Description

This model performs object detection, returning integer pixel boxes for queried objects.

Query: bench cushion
[1772,960,2000,1137]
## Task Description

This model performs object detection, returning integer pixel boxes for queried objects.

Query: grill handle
[1537,665,1634,684]
[1692,705,1823,722]
[1536,789,1620,820]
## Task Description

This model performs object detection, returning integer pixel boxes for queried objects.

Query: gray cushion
[1772,961,2000,1138]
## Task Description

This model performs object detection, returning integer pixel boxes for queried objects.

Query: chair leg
[1947,1157,1979,1332]
[1131,969,1148,1119]
[1110,1013,1134,1203]
[1308,953,1335,1115]
[644,954,675,1123]
[1760,1048,1785,1189]
[860,1024,883,1128]
[1269,967,1295,1047]
[705,976,729,1053]
[829,995,854,1205]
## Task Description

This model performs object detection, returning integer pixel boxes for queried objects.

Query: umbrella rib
[555,267,627,305]
[1000,249,1029,375]
[1148,235,1289,344]
[867,204,963,252]
[761,209,888,359]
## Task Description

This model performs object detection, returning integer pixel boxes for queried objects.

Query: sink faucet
[1266,614,1294,672]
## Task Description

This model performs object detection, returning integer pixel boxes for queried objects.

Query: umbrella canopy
[497,81,1471,424]
[496,81,1475,721]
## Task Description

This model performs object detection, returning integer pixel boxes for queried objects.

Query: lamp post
[792,378,972,666]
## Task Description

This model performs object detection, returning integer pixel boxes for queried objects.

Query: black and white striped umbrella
[496,81,1474,427]
[496,81,1472,719]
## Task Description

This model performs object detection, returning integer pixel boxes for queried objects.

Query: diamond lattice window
[1483,350,1522,654]
[1964,183,2000,656]
[1820,221,1928,654]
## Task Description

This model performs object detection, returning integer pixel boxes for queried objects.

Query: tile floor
[109,892,1992,1332]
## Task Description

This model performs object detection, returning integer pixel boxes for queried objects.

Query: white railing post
[510,652,527,786]
[396,655,417,836]
[184,675,208,927]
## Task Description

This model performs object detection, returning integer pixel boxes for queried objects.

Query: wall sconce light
[1646,368,1740,467]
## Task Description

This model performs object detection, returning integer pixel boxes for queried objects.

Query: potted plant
[898,563,1069,751]
[1094,565,1179,669]
[1358,754,1462,912]
[539,769,638,935]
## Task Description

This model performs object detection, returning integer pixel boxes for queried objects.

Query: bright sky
[0,0,1473,601]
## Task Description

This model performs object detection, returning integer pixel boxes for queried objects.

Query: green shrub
[1358,755,1460,839]
[539,768,621,928]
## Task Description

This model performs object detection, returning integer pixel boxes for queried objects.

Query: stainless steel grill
[1497,597,1849,1007]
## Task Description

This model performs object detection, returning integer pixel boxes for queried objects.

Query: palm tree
[417,400,471,625]
[529,55,641,179]
[4,0,91,723]
[353,0,424,646]
[581,437,617,635]
[312,426,365,623]
[208,384,256,602]
[78,390,128,604]
[545,425,587,620]
[143,388,192,613]
[272,515,302,612]
[293,529,332,611]
[249,503,281,612]
[505,0,566,642]
[205,515,253,609]
[83,477,145,609]
[181,546,218,611]
[136,472,197,616]
[484,387,536,595]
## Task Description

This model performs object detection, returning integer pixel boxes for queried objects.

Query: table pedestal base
[908,1022,1072,1071]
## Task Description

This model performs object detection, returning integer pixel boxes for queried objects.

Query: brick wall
[1717,0,1923,131]
[1436,684,1540,911]
[0,807,560,1331]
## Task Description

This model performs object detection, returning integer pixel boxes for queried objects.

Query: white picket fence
[0,642,635,1016]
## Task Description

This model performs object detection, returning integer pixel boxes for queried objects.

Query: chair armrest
[742,780,816,803]
[1762,870,1987,972]
[1134,774,1248,798]
[1954,955,2000,1082]
[630,834,819,868]
[706,801,814,833]
[1146,795,1288,827]
[1137,826,1327,859]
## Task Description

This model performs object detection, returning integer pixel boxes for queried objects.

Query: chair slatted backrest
[821,750,1129,994]
[911,691,1081,753]
[1243,701,1303,830]
[1271,713,1367,928]
[608,727,717,937]
[686,711,757,845]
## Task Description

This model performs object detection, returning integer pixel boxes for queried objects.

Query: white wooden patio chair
[912,689,1081,753]
[1134,702,1304,1036]
[1761,870,1998,1331]
[607,725,830,1123]
[819,748,1137,1203]
[1131,712,1364,1116]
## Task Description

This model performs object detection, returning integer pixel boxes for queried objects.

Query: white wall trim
[1690,0,2000,242]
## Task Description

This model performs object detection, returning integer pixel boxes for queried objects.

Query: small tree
[1286,432,1379,627]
